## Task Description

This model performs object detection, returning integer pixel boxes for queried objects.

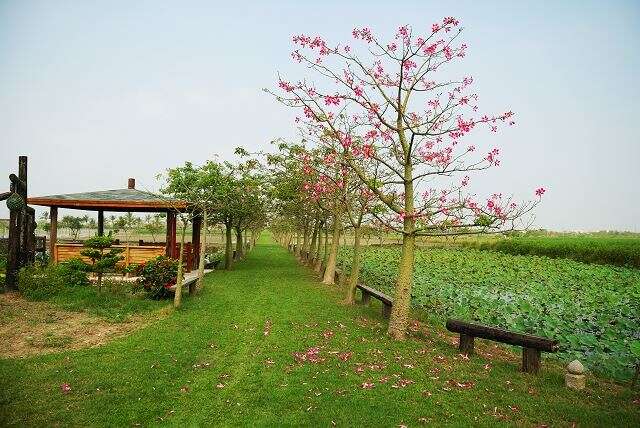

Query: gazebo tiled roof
[27,178,187,212]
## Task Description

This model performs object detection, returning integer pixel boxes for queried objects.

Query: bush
[18,260,89,300]
[58,258,90,287]
[205,250,224,268]
[137,256,178,300]
[18,264,65,300]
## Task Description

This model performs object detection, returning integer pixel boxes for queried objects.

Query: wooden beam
[49,207,58,263]
[97,210,104,236]
[446,319,559,352]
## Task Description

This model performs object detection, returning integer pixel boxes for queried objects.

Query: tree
[143,214,165,242]
[61,215,86,240]
[39,211,50,233]
[273,19,543,339]
[80,235,123,292]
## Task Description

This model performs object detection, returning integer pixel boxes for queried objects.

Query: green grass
[46,284,169,322]
[1,236,638,427]
[337,246,640,380]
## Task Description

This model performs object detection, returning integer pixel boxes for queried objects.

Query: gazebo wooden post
[191,213,202,270]
[49,206,58,263]
[165,211,177,258]
[97,210,104,236]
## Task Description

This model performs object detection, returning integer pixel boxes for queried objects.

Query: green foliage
[204,250,224,267]
[338,246,640,380]
[60,215,87,240]
[1,241,638,427]
[137,256,178,299]
[460,235,640,268]
[80,236,124,278]
[0,254,6,271]
[49,281,166,323]
[17,262,88,300]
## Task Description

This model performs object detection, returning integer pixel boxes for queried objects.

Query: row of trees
[159,154,268,308]
[268,18,544,340]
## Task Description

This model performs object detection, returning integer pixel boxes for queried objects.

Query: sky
[1,0,639,231]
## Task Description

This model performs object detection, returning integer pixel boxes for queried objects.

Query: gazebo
[28,178,202,270]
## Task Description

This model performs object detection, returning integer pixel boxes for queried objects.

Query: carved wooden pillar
[165,211,177,258]
[191,213,202,270]
[49,206,58,263]
[97,210,104,236]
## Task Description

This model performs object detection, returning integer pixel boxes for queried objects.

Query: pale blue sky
[1,0,639,231]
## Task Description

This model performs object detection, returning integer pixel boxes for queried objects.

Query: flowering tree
[272,18,544,339]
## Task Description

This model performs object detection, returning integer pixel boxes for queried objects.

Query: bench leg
[361,291,371,305]
[522,347,541,374]
[189,281,196,295]
[382,303,392,318]
[459,334,474,355]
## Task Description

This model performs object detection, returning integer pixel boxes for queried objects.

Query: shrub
[17,259,90,300]
[58,258,90,287]
[137,256,178,300]
[18,264,66,300]
[205,250,224,268]
[80,235,123,292]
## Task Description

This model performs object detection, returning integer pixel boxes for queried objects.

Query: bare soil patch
[0,291,169,358]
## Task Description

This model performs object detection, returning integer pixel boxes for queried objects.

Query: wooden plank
[356,284,393,305]
[445,319,559,352]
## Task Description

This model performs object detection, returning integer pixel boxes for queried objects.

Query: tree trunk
[174,221,187,309]
[313,221,324,272]
[301,222,310,260]
[294,233,301,257]
[235,227,243,260]
[196,210,207,291]
[322,215,341,285]
[224,221,233,270]
[388,159,416,340]
[309,221,318,265]
[344,225,361,304]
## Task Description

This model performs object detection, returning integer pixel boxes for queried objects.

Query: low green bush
[137,256,178,300]
[205,250,224,267]
[17,260,89,300]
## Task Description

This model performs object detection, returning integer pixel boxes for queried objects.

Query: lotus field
[337,246,640,380]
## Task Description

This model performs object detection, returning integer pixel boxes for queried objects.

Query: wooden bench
[445,319,559,374]
[168,276,198,295]
[357,284,393,318]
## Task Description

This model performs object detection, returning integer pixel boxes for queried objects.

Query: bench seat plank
[446,319,559,352]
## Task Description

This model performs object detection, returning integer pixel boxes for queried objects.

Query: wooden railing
[54,243,164,268]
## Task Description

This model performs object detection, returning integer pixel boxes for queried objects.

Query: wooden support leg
[522,347,541,374]
[459,334,475,355]
[382,303,392,318]
[189,281,195,295]
[361,291,371,305]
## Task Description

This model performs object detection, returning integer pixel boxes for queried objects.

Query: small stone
[567,360,585,375]
[565,372,585,390]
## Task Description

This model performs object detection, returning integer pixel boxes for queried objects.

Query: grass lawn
[1,236,638,427]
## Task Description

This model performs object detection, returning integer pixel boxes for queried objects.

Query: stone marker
[565,359,586,390]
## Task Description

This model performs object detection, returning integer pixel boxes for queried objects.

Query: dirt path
[0,292,167,358]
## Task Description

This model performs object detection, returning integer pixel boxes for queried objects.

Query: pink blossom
[324,95,341,106]
[535,187,546,197]
[61,383,71,394]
